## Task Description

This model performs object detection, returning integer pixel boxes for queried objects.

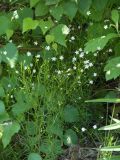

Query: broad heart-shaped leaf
[30,0,40,7]
[45,34,55,44]
[39,19,54,35]
[86,98,120,103]
[0,16,11,36]
[0,86,5,97]
[2,43,18,68]
[35,0,49,16]
[63,105,79,123]
[2,122,20,148]
[92,0,108,11]
[84,33,118,53]
[78,0,92,15]
[63,129,78,146]
[111,10,119,25]
[100,146,120,152]
[0,101,5,114]
[50,5,63,21]
[104,56,120,80]
[62,1,78,20]
[99,122,120,130]
[28,153,42,160]
[50,24,67,46]
[23,18,39,33]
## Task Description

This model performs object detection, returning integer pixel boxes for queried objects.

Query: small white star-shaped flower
[86,11,91,16]
[27,51,31,56]
[104,25,108,29]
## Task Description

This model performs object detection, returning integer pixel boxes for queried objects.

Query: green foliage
[0,0,119,159]
[23,18,39,32]
[2,122,20,148]
[28,153,42,160]
[104,57,120,80]
[63,129,78,146]
[84,33,118,53]
[63,105,79,123]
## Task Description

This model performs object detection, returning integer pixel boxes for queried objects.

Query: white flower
[30,63,33,67]
[71,36,75,41]
[116,63,120,68]
[24,66,27,70]
[45,46,50,51]
[34,41,38,45]
[62,25,70,35]
[73,66,77,70]
[11,95,13,98]
[84,64,89,69]
[78,25,81,29]
[97,46,101,51]
[94,53,97,56]
[36,54,40,58]
[3,51,7,55]
[86,11,91,16]
[81,127,86,132]
[79,48,82,52]
[93,73,97,77]
[89,80,93,84]
[33,69,36,73]
[8,84,11,88]
[93,125,97,129]
[15,70,19,74]
[79,52,84,58]
[51,57,57,61]
[84,60,89,64]
[59,55,64,60]
[27,51,31,56]
[57,70,61,74]
[12,10,19,20]
[108,49,112,52]
[75,50,79,55]
[72,57,77,62]
[89,62,93,67]
[81,69,83,72]
[104,25,108,29]
[106,70,110,75]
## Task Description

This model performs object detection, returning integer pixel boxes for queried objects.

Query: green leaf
[86,98,120,103]
[6,29,13,40]
[93,0,108,11]
[62,1,78,20]
[28,153,42,160]
[100,146,120,152]
[23,18,39,33]
[39,19,54,35]
[78,0,92,15]
[63,105,79,123]
[45,34,55,44]
[104,56,120,80]
[2,122,20,148]
[50,24,67,46]
[99,122,120,130]
[35,0,49,16]
[111,10,119,24]
[50,5,63,21]
[30,0,40,7]
[64,129,78,146]
[84,33,118,53]
[0,16,11,36]
[0,101,5,114]
[0,86,5,97]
